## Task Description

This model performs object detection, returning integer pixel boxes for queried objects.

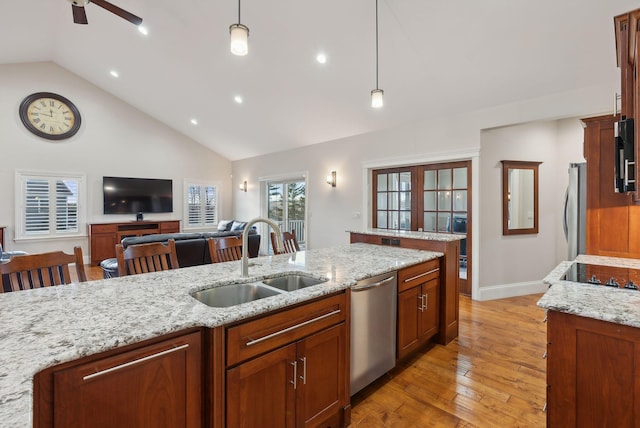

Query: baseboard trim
[475,281,549,301]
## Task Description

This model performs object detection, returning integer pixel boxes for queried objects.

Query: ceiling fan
[66,0,143,26]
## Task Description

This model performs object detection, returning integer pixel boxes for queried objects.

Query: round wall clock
[19,92,81,141]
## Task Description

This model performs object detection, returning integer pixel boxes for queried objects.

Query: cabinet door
[296,323,346,428]
[52,332,202,428]
[420,279,439,341]
[397,286,421,360]
[91,233,118,264]
[226,344,297,428]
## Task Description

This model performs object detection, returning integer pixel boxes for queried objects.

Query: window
[15,171,85,240]
[185,181,218,228]
[265,178,307,253]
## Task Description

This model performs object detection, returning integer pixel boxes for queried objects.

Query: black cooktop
[562,263,640,290]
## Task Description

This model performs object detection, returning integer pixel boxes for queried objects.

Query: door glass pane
[399,172,411,191]
[388,193,399,210]
[453,168,467,188]
[400,191,411,210]
[389,173,399,191]
[377,192,387,209]
[423,212,436,231]
[453,190,467,211]
[377,174,387,191]
[400,211,411,230]
[424,171,436,190]
[451,213,467,234]
[438,213,451,232]
[377,211,387,228]
[268,184,284,222]
[438,169,452,190]
[438,191,451,211]
[424,191,436,210]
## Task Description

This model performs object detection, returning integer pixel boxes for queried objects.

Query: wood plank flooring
[83,265,547,427]
[350,293,547,427]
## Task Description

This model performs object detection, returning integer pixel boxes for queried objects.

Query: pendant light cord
[238,0,241,24]
[375,0,379,90]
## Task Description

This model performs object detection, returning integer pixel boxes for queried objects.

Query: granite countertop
[0,243,442,427]
[347,228,466,242]
[538,254,640,328]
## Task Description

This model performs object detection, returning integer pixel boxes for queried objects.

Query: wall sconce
[326,171,337,187]
[239,180,248,192]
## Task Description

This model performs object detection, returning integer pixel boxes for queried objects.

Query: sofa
[100,223,260,278]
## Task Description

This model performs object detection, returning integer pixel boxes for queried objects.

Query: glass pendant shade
[230,24,249,56]
[371,89,384,108]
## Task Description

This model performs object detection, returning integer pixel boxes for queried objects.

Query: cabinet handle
[82,343,189,381]
[245,309,341,346]
[542,351,547,359]
[423,293,428,310]
[291,361,297,389]
[418,295,424,312]
[404,268,439,283]
[299,357,307,385]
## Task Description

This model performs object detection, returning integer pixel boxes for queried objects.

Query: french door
[266,179,307,252]
[373,161,472,295]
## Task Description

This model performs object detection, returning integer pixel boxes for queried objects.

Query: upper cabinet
[615,9,640,201]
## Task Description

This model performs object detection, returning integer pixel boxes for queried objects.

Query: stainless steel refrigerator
[563,162,587,260]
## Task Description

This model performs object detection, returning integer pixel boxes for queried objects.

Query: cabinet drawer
[161,221,180,233]
[226,292,347,367]
[91,224,117,234]
[398,259,440,293]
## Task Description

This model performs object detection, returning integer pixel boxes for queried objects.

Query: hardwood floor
[350,293,547,427]
[82,265,547,427]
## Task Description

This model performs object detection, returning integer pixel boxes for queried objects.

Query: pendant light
[230,0,249,56]
[371,0,383,108]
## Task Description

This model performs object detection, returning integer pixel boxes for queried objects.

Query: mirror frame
[501,160,542,236]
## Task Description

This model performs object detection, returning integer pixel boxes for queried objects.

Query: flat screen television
[103,176,173,214]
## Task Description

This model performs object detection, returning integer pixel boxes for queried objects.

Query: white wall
[232,83,610,300]
[0,62,232,257]
[477,118,585,300]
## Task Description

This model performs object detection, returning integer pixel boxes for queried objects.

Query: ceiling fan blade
[72,5,88,24]
[91,0,143,25]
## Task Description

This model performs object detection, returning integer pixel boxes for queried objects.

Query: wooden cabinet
[222,292,349,428]
[546,310,640,427]
[0,226,4,249]
[34,329,203,428]
[583,115,640,258]
[89,220,180,264]
[396,259,440,361]
[349,231,457,345]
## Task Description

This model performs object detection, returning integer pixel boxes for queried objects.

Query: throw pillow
[231,221,247,231]
[217,220,233,232]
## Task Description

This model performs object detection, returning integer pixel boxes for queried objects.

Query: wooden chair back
[0,247,86,292]
[208,236,243,263]
[270,230,300,255]
[116,239,179,276]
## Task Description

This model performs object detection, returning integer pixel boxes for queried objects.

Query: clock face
[19,92,81,140]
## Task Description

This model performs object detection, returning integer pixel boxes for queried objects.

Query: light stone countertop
[0,243,442,428]
[347,228,466,242]
[537,254,640,328]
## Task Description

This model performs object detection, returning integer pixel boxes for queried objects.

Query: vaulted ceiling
[1,0,637,160]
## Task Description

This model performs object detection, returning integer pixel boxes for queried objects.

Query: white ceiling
[1,0,637,160]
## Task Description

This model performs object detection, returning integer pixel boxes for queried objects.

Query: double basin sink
[192,274,327,308]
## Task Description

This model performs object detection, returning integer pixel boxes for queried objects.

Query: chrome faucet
[241,217,284,277]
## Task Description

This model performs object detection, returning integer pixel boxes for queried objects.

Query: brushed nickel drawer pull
[403,268,439,283]
[83,343,189,381]
[246,309,341,347]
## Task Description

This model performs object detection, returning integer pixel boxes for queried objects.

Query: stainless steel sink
[261,274,327,292]
[192,282,283,308]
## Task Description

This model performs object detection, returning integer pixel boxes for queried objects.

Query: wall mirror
[501,160,542,235]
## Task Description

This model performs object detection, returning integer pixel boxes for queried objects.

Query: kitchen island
[0,243,442,427]
[539,254,640,427]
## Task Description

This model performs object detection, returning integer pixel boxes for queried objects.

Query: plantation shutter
[187,184,217,228]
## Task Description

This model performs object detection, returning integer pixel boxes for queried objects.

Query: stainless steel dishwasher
[350,271,397,395]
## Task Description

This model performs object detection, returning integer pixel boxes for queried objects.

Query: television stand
[88,220,180,265]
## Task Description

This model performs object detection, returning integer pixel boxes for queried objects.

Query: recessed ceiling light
[138,25,149,36]
[234,95,243,104]
[190,118,198,125]
[316,53,327,64]
[109,70,119,78]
